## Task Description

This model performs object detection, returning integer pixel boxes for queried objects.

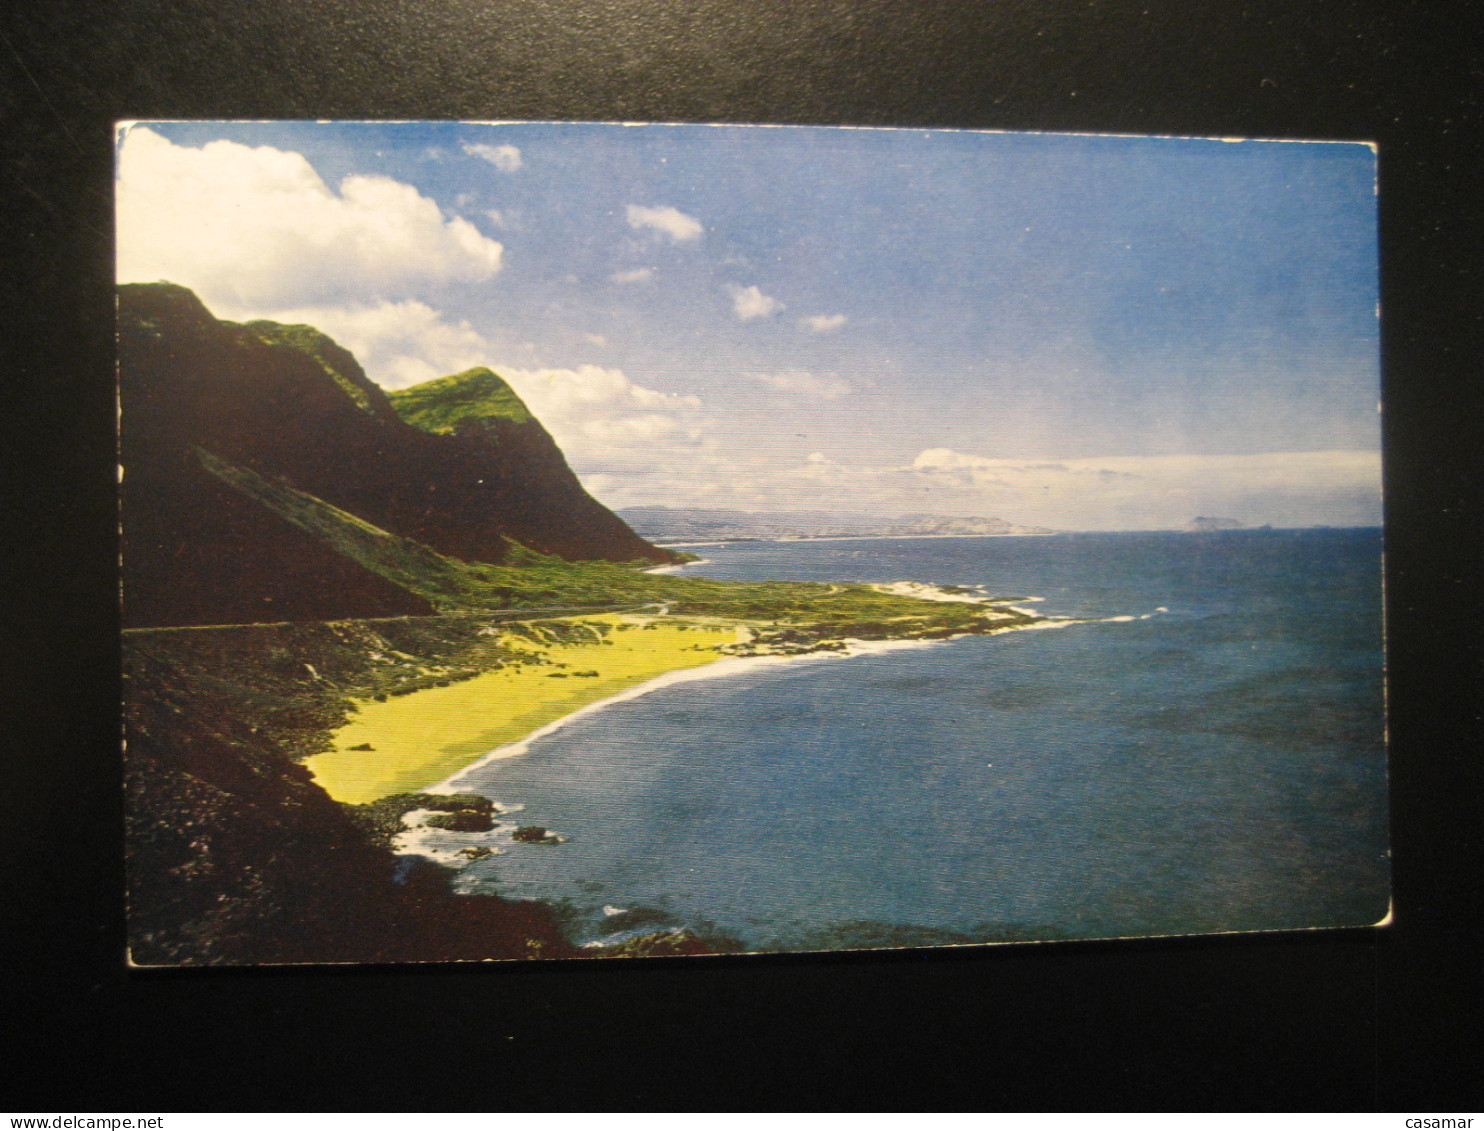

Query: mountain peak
[118,283,675,626]
[387,367,532,434]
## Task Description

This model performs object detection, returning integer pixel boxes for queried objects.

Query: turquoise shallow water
[445,529,1388,951]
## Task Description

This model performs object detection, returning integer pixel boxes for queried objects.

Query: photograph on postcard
[117,121,1387,965]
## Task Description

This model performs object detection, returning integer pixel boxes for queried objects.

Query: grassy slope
[196,446,1037,639]
[386,367,533,430]
[241,320,386,417]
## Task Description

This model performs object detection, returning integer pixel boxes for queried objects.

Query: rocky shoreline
[125,595,1040,965]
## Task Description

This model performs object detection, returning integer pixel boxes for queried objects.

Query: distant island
[1184,516,1248,532]
[619,506,1056,544]
[1183,517,1280,533]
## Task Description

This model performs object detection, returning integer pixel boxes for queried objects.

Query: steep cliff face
[118,283,673,627]
[124,622,573,965]
[120,448,438,628]
[378,364,660,566]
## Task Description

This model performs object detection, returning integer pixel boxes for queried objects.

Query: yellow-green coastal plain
[306,615,740,804]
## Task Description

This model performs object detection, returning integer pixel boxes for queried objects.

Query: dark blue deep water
[453,530,1388,951]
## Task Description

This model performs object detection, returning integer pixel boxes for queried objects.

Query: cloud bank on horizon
[115,121,1382,531]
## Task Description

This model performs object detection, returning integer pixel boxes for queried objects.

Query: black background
[2,0,1480,1112]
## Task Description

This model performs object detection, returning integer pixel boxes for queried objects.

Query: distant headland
[619,506,1056,544]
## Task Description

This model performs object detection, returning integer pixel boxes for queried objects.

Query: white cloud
[907,448,1383,530]
[281,308,715,504]
[256,301,497,390]
[116,127,504,310]
[498,363,708,474]
[595,448,900,513]
[501,363,700,418]
[790,451,853,481]
[612,267,655,284]
[626,204,703,242]
[800,313,848,333]
[908,448,1379,485]
[599,445,1384,527]
[751,369,852,398]
[462,142,523,172]
[729,284,783,321]
[231,290,712,485]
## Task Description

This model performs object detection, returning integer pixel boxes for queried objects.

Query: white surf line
[642,558,712,574]
[427,606,1171,794]
[427,633,972,794]
[390,806,516,866]
[429,646,863,792]
[1097,606,1171,623]
[386,609,1169,866]
[870,582,1055,623]
[870,580,1041,607]
[872,580,1169,625]
[1011,607,1169,630]
[693,532,1060,545]
[672,533,1058,544]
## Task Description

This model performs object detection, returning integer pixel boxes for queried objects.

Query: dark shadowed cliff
[124,620,578,965]
[118,283,673,627]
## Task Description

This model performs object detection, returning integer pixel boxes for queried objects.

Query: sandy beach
[306,596,1067,806]
[306,611,988,804]
[306,615,740,804]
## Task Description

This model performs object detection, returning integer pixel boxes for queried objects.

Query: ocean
[436,529,1388,952]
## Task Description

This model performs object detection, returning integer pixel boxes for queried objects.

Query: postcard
[117,121,1386,965]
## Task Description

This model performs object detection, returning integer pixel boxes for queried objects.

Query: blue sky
[117,120,1380,530]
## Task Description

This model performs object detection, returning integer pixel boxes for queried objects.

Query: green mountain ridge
[119,284,1048,966]
[387,366,534,432]
[118,282,675,627]
[242,319,402,420]
[121,283,1044,631]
